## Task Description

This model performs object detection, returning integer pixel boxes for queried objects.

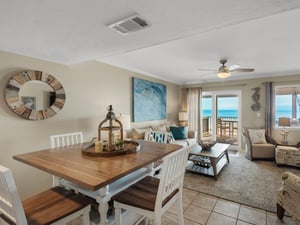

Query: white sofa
[126,124,197,147]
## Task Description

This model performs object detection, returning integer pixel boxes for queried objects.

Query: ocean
[202,109,238,118]
[202,108,296,119]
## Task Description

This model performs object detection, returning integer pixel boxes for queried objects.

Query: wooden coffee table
[186,143,230,179]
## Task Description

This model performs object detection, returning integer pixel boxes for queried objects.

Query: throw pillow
[144,131,174,143]
[151,124,168,132]
[131,127,153,139]
[170,126,187,140]
[167,132,175,143]
[248,129,267,144]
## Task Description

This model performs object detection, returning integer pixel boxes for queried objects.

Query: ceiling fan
[199,59,255,78]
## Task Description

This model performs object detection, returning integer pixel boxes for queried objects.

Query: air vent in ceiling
[108,14,150,35]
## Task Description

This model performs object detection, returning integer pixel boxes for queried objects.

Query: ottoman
[275,145,300,167]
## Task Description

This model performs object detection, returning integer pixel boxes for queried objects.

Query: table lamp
[278,117,291,145]
[179,111,188,126]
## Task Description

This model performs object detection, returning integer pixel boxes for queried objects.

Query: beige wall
[0,51,180,199]
[1,49,299,199]
[182,75,300,147]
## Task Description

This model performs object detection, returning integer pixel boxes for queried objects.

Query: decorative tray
[81,140,140,157]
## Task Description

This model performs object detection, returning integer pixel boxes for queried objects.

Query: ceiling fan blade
[228,64,240,71]
[198,68,216,71]
[232,68,255,73]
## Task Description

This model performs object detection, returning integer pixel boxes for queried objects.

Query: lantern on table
[98,105,123,151]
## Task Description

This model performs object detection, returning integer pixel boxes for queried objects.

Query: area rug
[183,154,300,212]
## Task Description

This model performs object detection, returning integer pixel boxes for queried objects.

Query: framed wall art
[132,78,166,122]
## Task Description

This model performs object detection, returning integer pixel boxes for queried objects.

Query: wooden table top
[13,140,181,191]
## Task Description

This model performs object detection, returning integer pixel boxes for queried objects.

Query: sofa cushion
[131,127,152,139]
[252,143,275,158]
[248,129,267,144]
[151,124,168,132]
[170,126,187,139]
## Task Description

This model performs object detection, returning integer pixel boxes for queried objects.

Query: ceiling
[1,1,300,85]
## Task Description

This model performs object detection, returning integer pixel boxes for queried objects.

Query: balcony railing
[202,116,238,145]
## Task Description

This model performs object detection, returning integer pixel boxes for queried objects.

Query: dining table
[13,140,182,225]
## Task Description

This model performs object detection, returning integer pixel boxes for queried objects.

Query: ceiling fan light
[218,72,231,78]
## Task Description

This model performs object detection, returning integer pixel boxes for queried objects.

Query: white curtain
[187,88,202,141]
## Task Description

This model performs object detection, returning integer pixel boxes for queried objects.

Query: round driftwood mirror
[5,70,66,120]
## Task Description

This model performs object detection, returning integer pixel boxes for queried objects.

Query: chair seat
[23,186,91,225]
[112,176,178,212]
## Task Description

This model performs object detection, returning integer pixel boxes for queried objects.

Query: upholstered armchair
[242,128,278,160]
[277,172,300,224]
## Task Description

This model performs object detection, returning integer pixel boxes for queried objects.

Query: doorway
[201,90,241,150]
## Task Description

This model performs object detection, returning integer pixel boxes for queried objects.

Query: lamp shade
[115,114,131,130]
[179,112,188,121]
[278,117,291,127]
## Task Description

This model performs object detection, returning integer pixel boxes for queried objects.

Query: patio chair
[112,145,191,225]
[0,165,91,225]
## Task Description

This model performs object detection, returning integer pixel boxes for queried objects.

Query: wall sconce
[179,111,188,126]
[278,117,291,144]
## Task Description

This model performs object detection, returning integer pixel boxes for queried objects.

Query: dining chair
[50,131,84,148]
[50,131,84,186]
[0,165,91,225]
[112,145,192,225]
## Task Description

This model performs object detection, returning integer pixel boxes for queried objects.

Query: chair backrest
[0,165,28,225]
[155,145,191,212]
[50,132,84,148]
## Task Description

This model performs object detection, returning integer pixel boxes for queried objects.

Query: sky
[202,96,238,110]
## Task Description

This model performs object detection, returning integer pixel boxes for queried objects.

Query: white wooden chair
[50,132,84,186]
[50,131,84,148]
[112,145,192,225]
[0,165,91,225]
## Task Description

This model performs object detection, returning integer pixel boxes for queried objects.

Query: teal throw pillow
[170,126,187,140]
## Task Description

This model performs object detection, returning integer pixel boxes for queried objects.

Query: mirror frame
[5,70,66,120]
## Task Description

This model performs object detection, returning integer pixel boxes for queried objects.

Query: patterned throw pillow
[248,129,267,144]
[144,131,174,143]
[167,132,175,143]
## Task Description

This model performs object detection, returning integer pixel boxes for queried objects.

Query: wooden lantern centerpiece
[98,105,123,151]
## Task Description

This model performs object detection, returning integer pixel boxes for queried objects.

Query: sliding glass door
[201,90,241,150]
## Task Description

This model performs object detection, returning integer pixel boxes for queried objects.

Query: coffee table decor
[199,140,216,150]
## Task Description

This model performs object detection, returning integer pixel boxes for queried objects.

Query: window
[275,85,300,128]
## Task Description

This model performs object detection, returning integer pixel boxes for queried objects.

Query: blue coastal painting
[132,78,166,122]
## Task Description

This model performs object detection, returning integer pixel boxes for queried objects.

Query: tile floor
[161,188,297,225]
[69,188,297,225]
